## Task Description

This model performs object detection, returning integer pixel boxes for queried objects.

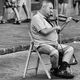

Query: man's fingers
[66,17,72,22]
[56,26,61,30]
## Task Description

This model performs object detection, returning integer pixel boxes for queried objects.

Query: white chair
[23,32,51,79]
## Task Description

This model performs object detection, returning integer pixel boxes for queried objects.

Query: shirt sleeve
[32,16,46,32]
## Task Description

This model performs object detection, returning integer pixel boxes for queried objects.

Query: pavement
[0,43,80,80]
[0,22,30,55]
[0,22,30,49]
[0,16,80,80]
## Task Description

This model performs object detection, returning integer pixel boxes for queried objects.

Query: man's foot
[55,70,74,79]
[53,61,74,79]
[50,67,59,76]
[13,20,21,24]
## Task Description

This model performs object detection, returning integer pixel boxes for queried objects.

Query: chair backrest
[28,26,38,52]
[28,31,33,42]
[28,23,34,42]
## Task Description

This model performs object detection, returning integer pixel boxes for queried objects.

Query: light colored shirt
[17,0,26,6]
[31,12,58,47]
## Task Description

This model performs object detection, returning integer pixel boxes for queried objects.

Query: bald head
[40,0,53,17]
[41,0,53,8]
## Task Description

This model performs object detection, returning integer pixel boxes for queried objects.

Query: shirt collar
[37,11,46,19]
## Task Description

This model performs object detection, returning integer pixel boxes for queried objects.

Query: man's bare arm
[39,26,61,35]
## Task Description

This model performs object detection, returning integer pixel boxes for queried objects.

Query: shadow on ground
[0,43,79,80]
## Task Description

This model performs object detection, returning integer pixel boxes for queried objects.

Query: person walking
[17,0,31,22]
[1,0,21,24]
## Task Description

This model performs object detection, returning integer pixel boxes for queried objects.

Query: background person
[17,0,31,22]
[31,0,74,79]
[1,0,21,24]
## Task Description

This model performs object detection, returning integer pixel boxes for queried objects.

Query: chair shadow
[25,73,63,80]
[0,18,31,24]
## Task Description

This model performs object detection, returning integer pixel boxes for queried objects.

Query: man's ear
[42,5,46,9]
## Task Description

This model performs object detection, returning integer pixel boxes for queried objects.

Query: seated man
[31,0,74,79]
[1,0,21,24]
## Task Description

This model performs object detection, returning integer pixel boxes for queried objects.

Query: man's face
[44,2,53,17]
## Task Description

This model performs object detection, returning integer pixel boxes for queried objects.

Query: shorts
[17,0,26,7]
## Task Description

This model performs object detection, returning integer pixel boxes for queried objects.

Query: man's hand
[55,25,61,30]
[66,17,72,23]
[54,25,61,34]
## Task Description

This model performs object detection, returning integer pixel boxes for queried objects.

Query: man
[31,0,74,79]
[17,0,30,22]
[1,0,21,24]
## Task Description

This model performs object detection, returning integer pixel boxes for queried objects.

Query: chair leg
[35,57,40,75]
[73,54,78,64]
[36,50,51,79]
[23,44,32,78]
[69,54,78,65]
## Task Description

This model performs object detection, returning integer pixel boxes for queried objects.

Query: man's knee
[69,46,74,52]
[66,46,74,54]
[38,44,59,56]
[47,45,59,56]
[50,49,59,57]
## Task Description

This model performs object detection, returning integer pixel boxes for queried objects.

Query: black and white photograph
[0,0,80,80]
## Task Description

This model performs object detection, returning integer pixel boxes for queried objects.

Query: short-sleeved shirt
[31,12,58,47]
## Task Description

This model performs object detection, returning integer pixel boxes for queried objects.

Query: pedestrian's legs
[78,3,80,15]
[22,4,29,19]
[12,7,21,24]
[1,6,7,23]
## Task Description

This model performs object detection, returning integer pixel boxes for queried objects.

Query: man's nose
[50,11,53,15]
